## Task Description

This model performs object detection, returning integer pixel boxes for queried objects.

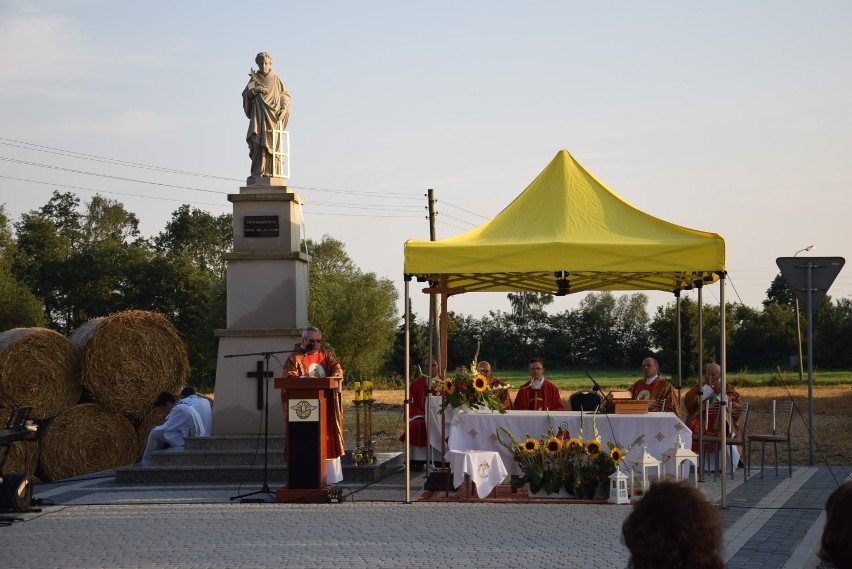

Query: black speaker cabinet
[0,474,33,511]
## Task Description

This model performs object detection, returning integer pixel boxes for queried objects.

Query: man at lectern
[282,326,345,482]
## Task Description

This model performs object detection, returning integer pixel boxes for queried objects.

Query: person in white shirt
[180,386,213,436]
[141,391,206,467]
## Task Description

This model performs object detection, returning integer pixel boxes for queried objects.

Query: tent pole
[719,273,728,508]
[675,290,682,414]
[440,275,449,377]
[425,296,435,473]
[697,283,705,482]
[404,277,411,504]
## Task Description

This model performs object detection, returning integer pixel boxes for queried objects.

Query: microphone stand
[568,353,625,451]
[567,351,606,411]
[225,348,297,503]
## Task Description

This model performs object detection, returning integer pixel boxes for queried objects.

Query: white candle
[772,400,777,433]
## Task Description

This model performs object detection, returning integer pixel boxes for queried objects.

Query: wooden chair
[569,391,602,412]
[702,402,749,482]
[747,400,794,478]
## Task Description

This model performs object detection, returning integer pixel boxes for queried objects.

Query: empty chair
[702,402,749,482]
[747,400,794,478]
[569,390,602,412]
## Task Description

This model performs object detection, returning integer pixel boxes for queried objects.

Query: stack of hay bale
[0,310,189,482]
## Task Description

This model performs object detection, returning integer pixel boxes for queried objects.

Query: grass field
[345,379,852,467]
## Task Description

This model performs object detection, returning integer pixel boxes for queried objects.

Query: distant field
[479,367,852,391]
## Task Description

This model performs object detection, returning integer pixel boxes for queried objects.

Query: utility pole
[426,189,441,369]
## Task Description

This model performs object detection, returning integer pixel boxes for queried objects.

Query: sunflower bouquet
[495,422,570,495]
[439,365,507,414]
[569,410,644,498]
[495,412,643,498]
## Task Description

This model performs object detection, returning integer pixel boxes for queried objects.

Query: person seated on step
[513,358,564,411]
[683,362,744,468]
[141,391,207,467]
[819,481,852,569]
[476,360,512,410]
[622,480,723,569]
[400,355,443,471]
[628,357,680,415]
[179,386,213,437]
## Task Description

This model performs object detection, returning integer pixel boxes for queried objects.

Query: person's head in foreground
[622,479,723,569]
[819,481,852,569]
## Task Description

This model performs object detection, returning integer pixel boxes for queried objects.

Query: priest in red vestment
[513,358,565,411]
[629,357,680,416]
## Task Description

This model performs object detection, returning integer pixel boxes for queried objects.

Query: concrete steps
[114,435,403,484]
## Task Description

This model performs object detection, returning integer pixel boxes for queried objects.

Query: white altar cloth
[445,449,508,499]
[435,406,691,476]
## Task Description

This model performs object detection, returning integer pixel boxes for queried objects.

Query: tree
[307,236,398,378]
[506,292,553,349]
[13,207,76,332]
[649,297,699,378]
[153,205,232,277]
[0,205,45,329]
[386,300,429,378]
[572,292,651,367]
[764,273,795,309]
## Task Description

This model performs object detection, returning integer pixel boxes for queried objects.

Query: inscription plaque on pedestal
[244,216,280,237]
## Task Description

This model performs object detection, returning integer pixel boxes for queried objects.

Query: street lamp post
[793,245,814,464]
[793,246,814,385]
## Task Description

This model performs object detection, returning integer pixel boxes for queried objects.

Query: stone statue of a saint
[242,52,290,180]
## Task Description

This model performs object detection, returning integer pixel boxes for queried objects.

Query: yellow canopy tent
[400,149,733,504]
[404,149,726,293]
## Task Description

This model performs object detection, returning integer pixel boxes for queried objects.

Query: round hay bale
[133,405,168,460]
[0,328,81,420]
[72,311,189,419]
[38,403,137,482]
[0,407,38,475]
[4,439,38,475]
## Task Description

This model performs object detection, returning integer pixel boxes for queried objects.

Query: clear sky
[1,1,850,322]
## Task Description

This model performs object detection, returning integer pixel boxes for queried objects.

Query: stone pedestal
[212,185,309,435]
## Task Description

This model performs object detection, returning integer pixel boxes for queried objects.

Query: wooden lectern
[273,376,340,503]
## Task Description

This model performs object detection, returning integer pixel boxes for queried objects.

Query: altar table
[428,397,691,477]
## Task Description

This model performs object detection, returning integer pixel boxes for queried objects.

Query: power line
[0,175,229,209]
[439,199,490,221]
[0,138,242,182]
[0,156,228,195]
[1,137,425,199]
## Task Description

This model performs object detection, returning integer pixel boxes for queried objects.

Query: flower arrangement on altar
[495,412,644,498]
[439,365,507,414]
[438,344,508,414]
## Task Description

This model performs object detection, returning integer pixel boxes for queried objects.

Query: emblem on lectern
[290,400,318,420]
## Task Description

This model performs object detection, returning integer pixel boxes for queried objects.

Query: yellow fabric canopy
[403,150,726,295]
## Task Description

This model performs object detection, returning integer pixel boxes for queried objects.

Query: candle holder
[352,382,376,465]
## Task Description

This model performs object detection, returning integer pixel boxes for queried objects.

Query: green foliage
[387,300,428,377]
[0,205,46,329]
[307,236,398,379]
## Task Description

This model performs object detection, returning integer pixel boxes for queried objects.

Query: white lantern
[608,467,630,504]
[661,434,699,486]
[628,444,662,497]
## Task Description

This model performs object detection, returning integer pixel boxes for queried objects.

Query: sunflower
[522,438,540,453]
[610,446,624,464]
[565,437,584,452]
[585,439,602,458]
[444,379,455,394]
[544,437,561,455]
[472,374,488,392]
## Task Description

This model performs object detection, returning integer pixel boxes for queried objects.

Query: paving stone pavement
[1,465,848,569]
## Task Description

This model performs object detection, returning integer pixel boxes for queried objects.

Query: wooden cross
[246,360,274,410]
